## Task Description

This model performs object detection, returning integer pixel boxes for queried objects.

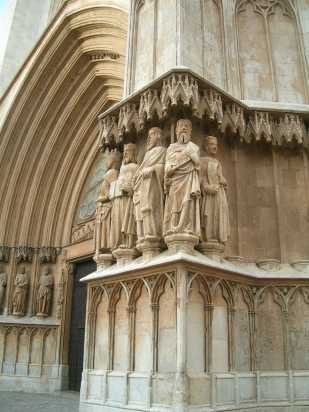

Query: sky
[0,0,13,71]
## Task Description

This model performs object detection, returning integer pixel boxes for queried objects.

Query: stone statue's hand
[166,165,175,177]
[122,187,133,197]
[191,190,201,199]
[205,184,219,195]
[143,167,153,178]
[220,177,227,187]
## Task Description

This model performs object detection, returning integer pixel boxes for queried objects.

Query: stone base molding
[80,255,309,412]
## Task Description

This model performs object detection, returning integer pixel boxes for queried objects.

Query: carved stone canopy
[98,69,309,151]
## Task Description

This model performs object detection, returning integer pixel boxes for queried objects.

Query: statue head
[205,135,218,156]
[42,266,50,276]
[123,143,137,165]
[176,119,192,144]
[19,266,26,274]
[107,150,121,170]
[147,127,163,150]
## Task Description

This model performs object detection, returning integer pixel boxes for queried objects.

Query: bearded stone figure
[133,127,166,256]
[12,266,29,316]
[36,267,54,317]
[200,136,230,257]
[163,119,201,248]
[96,150,121,253]
[111,143,138,254]
[0,268,7,311]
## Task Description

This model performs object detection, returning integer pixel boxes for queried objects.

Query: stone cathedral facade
[0,1,309,412]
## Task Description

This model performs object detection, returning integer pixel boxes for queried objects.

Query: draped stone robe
[36,273,54,316]
[133,146,166,242]
[96,168,119,251]
[200,156,230,244]
[163,141,200,236]
[12,273,29,315]
[110,162,138,249]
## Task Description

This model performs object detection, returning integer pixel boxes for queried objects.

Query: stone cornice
[98,68,309,150]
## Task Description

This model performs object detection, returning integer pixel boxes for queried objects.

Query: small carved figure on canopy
[36,266,54,317]
[110,143,138,251]
[12,266,29,316]
[95,150,121,253]
[0,267,7,311]
[133,127,166,253]
[200,136,230,255]
[163,119,201,242]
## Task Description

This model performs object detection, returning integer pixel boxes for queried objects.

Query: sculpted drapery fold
[95,120,230,260]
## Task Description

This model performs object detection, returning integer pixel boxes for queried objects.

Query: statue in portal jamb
[36,267,54,317]
[96,150,121,252]
[12,266,29,316]
[200,136,230,251]
[133,127,166,249]
[163,119,201,239]
[0,268,7,311]
[111,143,138,250]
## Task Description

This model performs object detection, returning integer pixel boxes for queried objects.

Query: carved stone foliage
[15,247,34,263]
[39,247,60,264]
[0,246,10,263]
[98,72,308,150]
[71,219,95,243]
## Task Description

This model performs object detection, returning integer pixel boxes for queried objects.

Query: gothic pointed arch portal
[0,0,128,392]
[235,0,308,103]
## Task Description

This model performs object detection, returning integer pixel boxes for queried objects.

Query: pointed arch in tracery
[235,0,308,103]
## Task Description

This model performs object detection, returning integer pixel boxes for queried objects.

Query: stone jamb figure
[111,143,139,263]
[95,150,121,254]
[12,266,29,316]
[0,267,7,312]
[163,118,201,251]
[133,127,166,257]
[36,266,54,317]
[200,135,230,259]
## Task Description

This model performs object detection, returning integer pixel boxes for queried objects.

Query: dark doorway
[68,259,96,391]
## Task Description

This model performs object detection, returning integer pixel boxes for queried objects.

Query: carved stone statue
[95,150,121,253]
[111,144,138,260]
[133,127,166,256]
[200,135,230,258]
[36,267,54,317]
[0,268,7,311]
[12,266,29,316]
[163,119,201,249]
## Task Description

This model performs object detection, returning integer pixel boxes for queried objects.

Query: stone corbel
[0,246,10,263]
[15,246,34,263]
[39,247,60,264]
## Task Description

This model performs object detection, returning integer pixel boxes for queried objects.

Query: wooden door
[68,260,96,391]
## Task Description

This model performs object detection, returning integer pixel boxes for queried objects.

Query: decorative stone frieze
[98,71,308,151]
[39,247,60,264]
[15,246,34,263]
[71,220,95,243]
[0,246,10,263]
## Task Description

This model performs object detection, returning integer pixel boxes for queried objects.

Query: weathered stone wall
[125,0,309,105]
[81,267,309,411]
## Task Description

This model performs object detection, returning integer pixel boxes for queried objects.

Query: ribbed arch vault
[0,1,128,248]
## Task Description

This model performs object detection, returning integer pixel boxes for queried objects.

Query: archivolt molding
[0,1,128,248]
[99,71,309,151]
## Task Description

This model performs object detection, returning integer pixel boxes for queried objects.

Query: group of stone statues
[0,265,54,317]
[96,118,230,262]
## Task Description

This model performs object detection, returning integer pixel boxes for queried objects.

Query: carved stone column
[174,266,189,412]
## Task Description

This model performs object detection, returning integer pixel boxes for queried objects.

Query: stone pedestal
[164,234,199,254]
[138,236,162,260]
[112,248,138,266]
[80,252,309,412]
[198,241,225,262]
[94,253,114,270]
